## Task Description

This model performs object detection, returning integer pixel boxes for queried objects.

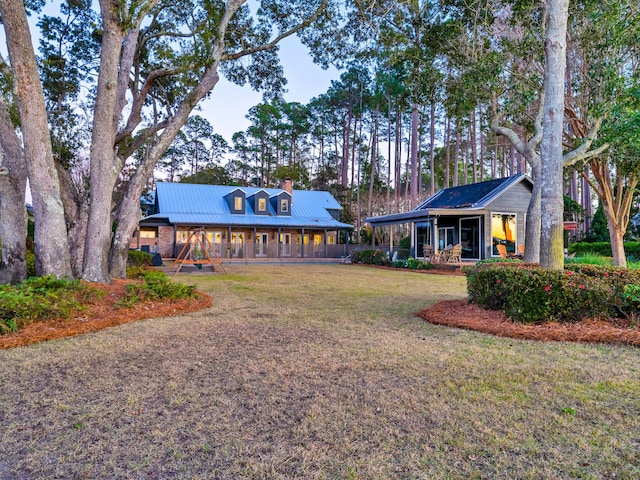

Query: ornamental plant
[350,249,391,266]
[464,263,640,323]
[0,276,101,334]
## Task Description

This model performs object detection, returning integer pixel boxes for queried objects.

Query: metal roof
[415,174,530,210]
[366,175,532,226]
[144,183,352,229]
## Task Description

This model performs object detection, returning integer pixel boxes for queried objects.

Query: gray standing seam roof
[366,174,531,225]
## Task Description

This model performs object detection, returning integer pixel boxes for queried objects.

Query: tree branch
[221,0,328,62]
[562,116,607,167]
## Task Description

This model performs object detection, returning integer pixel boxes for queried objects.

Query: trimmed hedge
[350,249,390,266]
[391,257,434,270]
[568,241,640,258]
[464,262,640,323]
[128,249,153,267]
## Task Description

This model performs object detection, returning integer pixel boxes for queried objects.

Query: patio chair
[447,244,462,263]
[423,245,434,262]
[496,244,507,259]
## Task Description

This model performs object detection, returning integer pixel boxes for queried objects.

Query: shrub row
[464,262,640,323]
[391,258,434,270]
[350,249,391,266]
[0,276,101,334]
[568,241,640,258]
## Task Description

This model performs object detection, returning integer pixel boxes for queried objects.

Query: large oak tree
[0,0,344,283]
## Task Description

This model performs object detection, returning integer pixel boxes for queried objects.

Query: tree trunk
[367,108,378,218]
[539,0,569,270]
[0,99,27,284]
[453,121,461,187]
[471,109,477,183]
[410,103,419,208]
[0,0,72,279]
[82,5,127,283]
[56,165,88,277]
[342,104,352,189]
[386,93,392,209]
[584,162,637,268]
[444,116,450,189]
[524,157,541,263]
[607,221,627,268]
[429,101,436,196]
[395,110,402,211]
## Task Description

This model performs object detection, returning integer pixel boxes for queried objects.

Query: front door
[256,233,268,257]
[231,232,244,257]
[280,233,291,256]
[459,217,481,260]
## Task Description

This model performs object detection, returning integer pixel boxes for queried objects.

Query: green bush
[565,253,612,266]
[568,241,640,259]
[117,271,197,307]
[26,251,36,277]
[128,250,153,267]
[350,249,390,266]
[126,265,150,279]
[0,276,100,334]
[464,263,640,323]
[396,248,410,260]
[475,258,523,266]
[391,257,434,270]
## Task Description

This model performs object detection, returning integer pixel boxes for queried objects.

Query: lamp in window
[222,231,226,239]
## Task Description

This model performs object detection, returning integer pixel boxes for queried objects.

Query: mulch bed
[3,272,638,350]
[417,300,640,347]
[0,279,213,350]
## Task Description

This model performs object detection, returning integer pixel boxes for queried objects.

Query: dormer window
[225,188,246,214]
[258,197,267,212]
[281,199,289,213]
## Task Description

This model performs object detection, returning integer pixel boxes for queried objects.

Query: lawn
[1,264,639,479]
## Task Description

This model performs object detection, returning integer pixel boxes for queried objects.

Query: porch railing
[173,242,359,261]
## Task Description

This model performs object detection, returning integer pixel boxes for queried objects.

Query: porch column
[433,217,439,254]
[253,227,257,258]
[301,228,305,258]
[410,222,415,257]
[323,229,327,257]
[277,228,281,258]
[389,225,394,255]
[173,225,177,258]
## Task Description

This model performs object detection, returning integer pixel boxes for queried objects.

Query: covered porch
[367,210,485,263]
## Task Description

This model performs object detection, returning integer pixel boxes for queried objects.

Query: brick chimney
[282,178,293,200]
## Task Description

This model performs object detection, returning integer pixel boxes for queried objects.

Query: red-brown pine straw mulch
[0,279,213,350]
[417,300,640,347]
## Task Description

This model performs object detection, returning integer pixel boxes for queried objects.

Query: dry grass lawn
[1,264,639,479]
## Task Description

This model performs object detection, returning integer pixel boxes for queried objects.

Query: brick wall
[158,226,174,257]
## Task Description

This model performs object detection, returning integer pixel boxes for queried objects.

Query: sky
[201,35,341,145]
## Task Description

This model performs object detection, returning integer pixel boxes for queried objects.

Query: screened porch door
[438,227,455,250]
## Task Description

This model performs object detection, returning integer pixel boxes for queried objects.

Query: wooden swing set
[169,227,227,275]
